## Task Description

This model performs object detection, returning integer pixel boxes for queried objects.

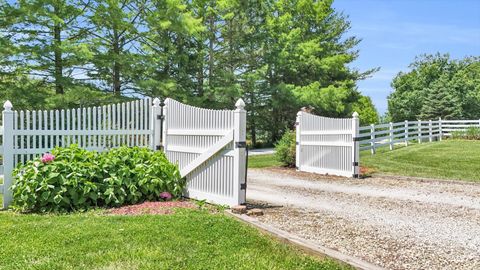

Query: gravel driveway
[247,168,480,270]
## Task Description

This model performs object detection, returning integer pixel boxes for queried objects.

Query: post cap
[352,111,359,118]
[152,98,161,107]
[235,98,245,110]
[3,100,12,111]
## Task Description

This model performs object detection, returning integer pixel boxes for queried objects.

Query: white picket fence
[358,118,480,154]
[0,98,246,208]
[296,111,360,178]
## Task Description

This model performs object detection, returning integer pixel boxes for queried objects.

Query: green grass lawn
[248,154,282,168]
[361,140,480,182]
[0,209,346,270]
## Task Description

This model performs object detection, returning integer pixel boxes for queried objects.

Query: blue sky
[333,0,480,115]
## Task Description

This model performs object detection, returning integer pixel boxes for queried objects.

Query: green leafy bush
[450,126,480,140]
[11,145,183,212]
[275,130,296,167]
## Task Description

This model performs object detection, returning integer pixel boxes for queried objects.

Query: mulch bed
[107,201,197,215]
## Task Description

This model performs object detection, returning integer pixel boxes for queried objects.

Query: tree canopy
[388,54,480,122]
[0,0,378,144]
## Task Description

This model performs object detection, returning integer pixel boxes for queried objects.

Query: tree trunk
[53,9,64,95]
[112,29,121,95]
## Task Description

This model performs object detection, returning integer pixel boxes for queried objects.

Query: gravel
[247,168,480,270]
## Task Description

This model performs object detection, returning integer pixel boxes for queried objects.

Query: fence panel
[296,111,359,177]
[163,98,246,206]
[1,99,153,208]
[358,118,480,154]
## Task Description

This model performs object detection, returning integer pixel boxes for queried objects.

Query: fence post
[429,120,433,142]
[2,101,14,209]
[438,117,442,141]
[389,122,394,150]
[233,98,247,205]
[295,111,302,169]
[418,120,422,144]
[352,112,360,178]
[404,120,409,146]
[162,99,169,152]
[370,123,375,154]
[151,98,162,150]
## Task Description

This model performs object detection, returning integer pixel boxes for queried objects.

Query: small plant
[195,199,207,210]
[159,192,173,201]
[11,145,184,212]
[275,130,296,167]
[450,126,480,140]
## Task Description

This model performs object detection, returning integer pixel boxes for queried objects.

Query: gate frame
[296,110,360,178]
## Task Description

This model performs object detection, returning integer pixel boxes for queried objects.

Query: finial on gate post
[3,100,12,112]
[152,98,160,108]
[352,111,359,119]
[235,98,245,110]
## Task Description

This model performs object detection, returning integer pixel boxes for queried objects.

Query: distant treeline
[388,54,480,122]
[0,0,378,145]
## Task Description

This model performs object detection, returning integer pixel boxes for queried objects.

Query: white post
[418,120,422,144]
[389,122,394,150]
[233,98,247,205]
[295,111,302,169]
[2,101,14,209]
[352,112,360,178]
[151,98,162,150]
[438,117,442,141]
[162,98,169,152]
[429,120,433,142]
[404,120,409,146]
[370,123,376,154]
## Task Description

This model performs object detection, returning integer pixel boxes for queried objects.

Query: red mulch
[107,201,197,215]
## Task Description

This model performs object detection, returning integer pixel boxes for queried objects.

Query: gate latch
[236,141,247,148]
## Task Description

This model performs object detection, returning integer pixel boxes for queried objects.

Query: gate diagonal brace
[180,130,234,178]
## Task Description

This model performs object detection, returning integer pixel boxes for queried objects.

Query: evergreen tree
[420,76,461,120]
[0,0,90,94]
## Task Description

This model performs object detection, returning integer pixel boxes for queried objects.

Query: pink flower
[41,153,55,163]
[160,192,172,201]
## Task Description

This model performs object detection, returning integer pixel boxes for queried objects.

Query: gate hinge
[353,137,361,142]
[352,161,359,166]
[156,145,163,151]
[353,174,360,178]
[157,115,165,120]
[240,183,247,190]
[235,141,247,148]
[296,141,299,145]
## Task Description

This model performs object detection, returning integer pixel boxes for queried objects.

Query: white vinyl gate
[296,111,360,178]
[1,98,246,208]
[162,98,246,206]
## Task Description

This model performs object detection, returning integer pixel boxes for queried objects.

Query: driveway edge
[225,210,384,270]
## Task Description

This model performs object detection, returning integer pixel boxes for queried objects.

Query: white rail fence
[1,98,246,208]
[296,111,360,178]
[358,118,480,154]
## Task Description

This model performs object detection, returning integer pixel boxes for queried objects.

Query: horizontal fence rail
[359,118,480,154]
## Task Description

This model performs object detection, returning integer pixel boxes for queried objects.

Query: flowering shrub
[11,145,184,212]
[41,153,55,163]
[159,192,173,201]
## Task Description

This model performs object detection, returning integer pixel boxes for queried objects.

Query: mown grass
[361,140,480,182]
[248,154,282,168]
[0,209,346,270]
